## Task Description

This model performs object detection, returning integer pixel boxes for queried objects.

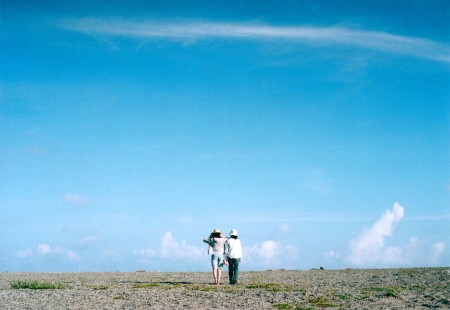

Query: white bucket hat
[229,229,238,236]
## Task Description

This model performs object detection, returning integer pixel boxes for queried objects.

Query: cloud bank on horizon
[15,203,446,271]
[16,243,81,262]
[132,203,447,269]
[60,19,450,63]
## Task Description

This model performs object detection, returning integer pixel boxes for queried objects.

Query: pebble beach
[1,268,449,309]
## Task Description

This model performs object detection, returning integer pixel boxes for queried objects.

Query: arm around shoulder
[203,238,213,246]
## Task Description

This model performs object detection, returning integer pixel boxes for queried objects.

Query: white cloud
[348,202,404,265]
[64,193,87,205]
[134,231,203,264]
[160,232,204,258]
[324,250,338,260]
[323,203,447,267]
[79,235,98,247]
[36,243,51,255]
[133,248,157,258]
[277,224,293,235]
[236,224,299,268]
[67,251,82,261]
[431,242,445,263]
[245,239,299,268]
[256,240,280,260]
[16,247,34,258]
[268,224,296,241]
[102,249,121,261]
[16,243,81,261]
[60,19,450,63]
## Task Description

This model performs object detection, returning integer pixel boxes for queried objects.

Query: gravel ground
[1,268,449,309]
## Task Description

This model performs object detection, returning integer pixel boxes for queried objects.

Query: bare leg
[212,269,217,284]
[216,268,221,285]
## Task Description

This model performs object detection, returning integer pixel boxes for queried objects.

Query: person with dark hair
[224,229,242,285]
[203,229,227,285]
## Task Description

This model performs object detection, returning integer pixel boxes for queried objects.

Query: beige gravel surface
[1,268,449,309]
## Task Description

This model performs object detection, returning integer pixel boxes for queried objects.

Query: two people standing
[203,228,242,285]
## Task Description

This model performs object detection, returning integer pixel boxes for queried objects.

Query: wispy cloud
[16,243,81,261]
[67,251,81,261]
[300,168,334,195]
[101,249,122,261]
[63,193,88,206]
[79,235,98,247]
[408,214,450,221]
[242,213,371,223]
[60,19,450,63]
[27,146,46,155]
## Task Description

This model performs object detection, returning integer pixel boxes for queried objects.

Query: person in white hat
[203,229,227,285]
[224,229,242,284]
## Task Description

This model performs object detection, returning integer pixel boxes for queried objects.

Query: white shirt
[225,238,242,259]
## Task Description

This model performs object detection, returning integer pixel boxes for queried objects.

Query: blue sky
[1,0,449,271]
